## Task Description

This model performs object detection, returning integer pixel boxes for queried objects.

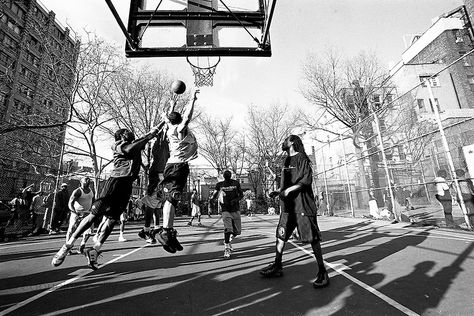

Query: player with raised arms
[152,81,200,253]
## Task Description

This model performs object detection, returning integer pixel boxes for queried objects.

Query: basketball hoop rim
[186,56,221,70]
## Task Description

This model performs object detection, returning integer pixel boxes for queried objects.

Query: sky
[38,0,463,164]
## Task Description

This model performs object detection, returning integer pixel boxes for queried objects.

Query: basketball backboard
[105,0,276,58]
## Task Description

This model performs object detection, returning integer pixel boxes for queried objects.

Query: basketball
[171,80,186,94]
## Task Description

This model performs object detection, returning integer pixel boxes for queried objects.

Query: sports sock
[275,251,283,267]
[318,264,326,274]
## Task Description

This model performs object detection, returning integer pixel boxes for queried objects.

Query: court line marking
[258,229,420,316]
[0,244,149,316]
[288,240,420,316]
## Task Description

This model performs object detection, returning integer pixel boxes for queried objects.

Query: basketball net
[186,56,221,87]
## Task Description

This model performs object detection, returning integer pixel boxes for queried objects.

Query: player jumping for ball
[260,135,329,289]
[153,89,200,253]
[51,124,163,269]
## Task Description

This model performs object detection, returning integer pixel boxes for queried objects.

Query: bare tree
[300,49,395,203]
[195,114,246,176]
[245,103,299,196]
[100,66,191,188]
[66,34,127,194]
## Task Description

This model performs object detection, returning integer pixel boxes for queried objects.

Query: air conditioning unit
[455,36,464,43]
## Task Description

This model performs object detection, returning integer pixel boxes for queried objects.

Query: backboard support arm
[105,0,138,49]
[261,0,277,48]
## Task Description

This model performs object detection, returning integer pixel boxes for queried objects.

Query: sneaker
[49,230,59,235]
[223,248,231,259]
[118,235,127,242]
[84,247,100,270]
[51,244,72,267]
[146,235,157,244]
[69,249,81,255]
[154,229,176,253]
[313,271,330,288]
[186,222,192,226]
[138,228,147,240]
[170,229,183,251]
[260,262,283,277]
[197,222,203,227]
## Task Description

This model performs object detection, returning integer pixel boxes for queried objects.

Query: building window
[0,92,6,106]
[420,75,440,87]
[1,32,17,49]
[417,99,425,111]
[428,98,440,113]
[10,2,25,20]
[459,51,471,66]
[372,94,381,108]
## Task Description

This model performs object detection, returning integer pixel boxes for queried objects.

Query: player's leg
[155,163,188,253]
[51,212,97,267]
[118,212,127,242]
[222,212,234,259]
[296,213,329,288]
[138,205,155,243]
[197,207,202,226]
[229,211,241,251]
[153,207,160,229]
[65,212,78,243]
[260,212,295,277]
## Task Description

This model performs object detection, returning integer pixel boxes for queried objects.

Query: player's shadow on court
[6,221,467,315]
[333,241,474,315]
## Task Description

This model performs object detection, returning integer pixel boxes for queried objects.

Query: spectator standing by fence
[453,169,474,228]
[434,170,455,228]
[49,183,70,234]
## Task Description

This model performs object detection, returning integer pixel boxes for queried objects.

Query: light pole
[426,80,471,229]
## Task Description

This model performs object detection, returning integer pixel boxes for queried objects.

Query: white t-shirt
[434,177,449,196]
[166,125,198,163]
[73,188,94,213]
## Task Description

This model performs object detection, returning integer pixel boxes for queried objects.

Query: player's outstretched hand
[193,89,200,100]
[151,121,165,136]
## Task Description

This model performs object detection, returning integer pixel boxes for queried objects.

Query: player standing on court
[66,177,94,254]
[260,135,330,289]
[153,87,200,253]
[51,125,163,269]
[210,170,243,259]
[187,189,202,227]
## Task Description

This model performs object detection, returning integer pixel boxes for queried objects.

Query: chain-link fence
[311,78,474,229]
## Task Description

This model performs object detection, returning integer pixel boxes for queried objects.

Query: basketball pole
[261,0,277,47]
[104,0,137,49]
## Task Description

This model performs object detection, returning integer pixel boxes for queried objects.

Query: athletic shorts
[161,163,189,201]
[120,212,128,222]
[91,177,134,220]
[276,212,321,243]
[191,204,201,216]
[222,211,241,235]
[67,212,91,237]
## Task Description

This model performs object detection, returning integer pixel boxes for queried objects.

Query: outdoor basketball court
[1,215,473,315]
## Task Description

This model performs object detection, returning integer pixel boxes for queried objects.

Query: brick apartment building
[0,0,79,200]
[388,2,474,175]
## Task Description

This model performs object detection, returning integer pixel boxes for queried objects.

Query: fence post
[372,109,397,221]
[321,143,330,214]
[426,82,471,229]
[340,134,355,217]
[48,139,66,231]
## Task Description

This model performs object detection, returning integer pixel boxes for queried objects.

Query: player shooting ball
[151,80,200,253]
